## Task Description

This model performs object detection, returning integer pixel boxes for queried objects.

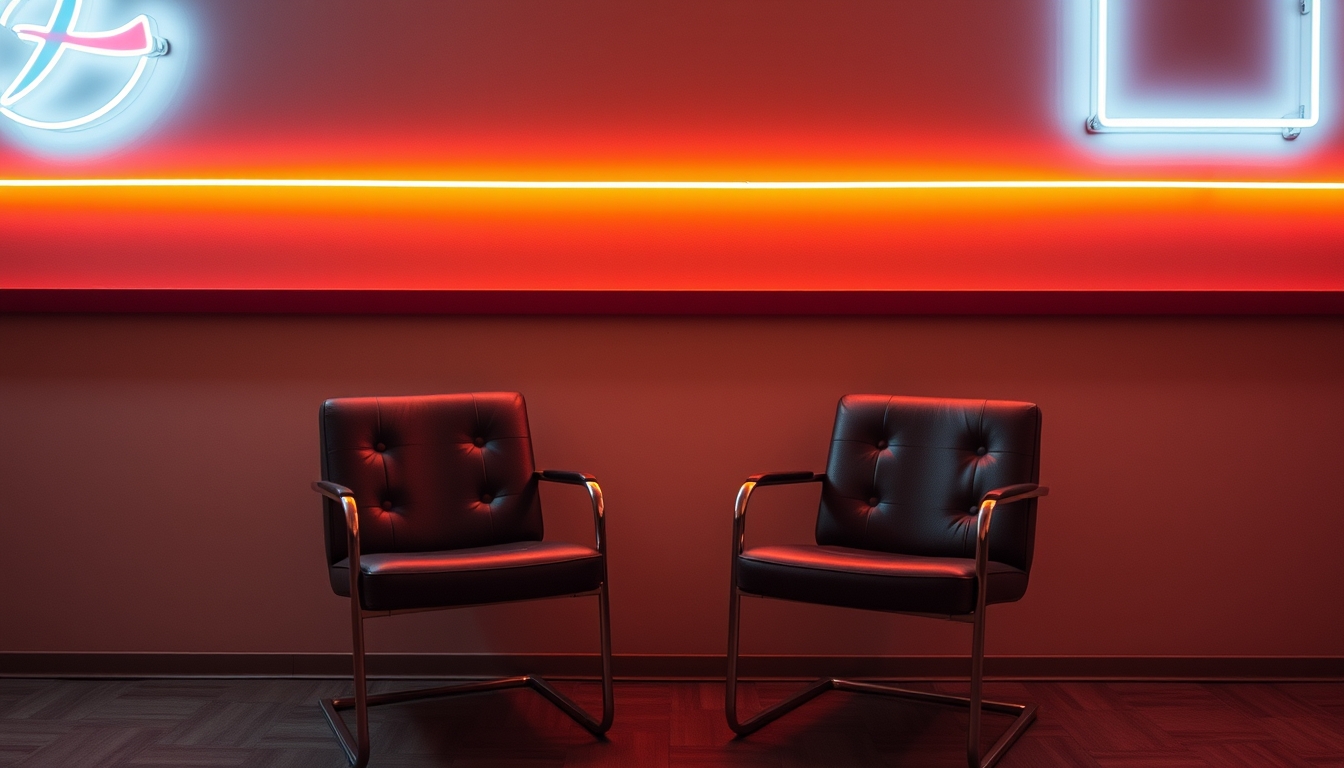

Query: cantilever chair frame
[313,470,614,768]
[725,472,1049,768]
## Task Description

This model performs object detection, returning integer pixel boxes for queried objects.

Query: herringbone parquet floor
[0,678,1340,767]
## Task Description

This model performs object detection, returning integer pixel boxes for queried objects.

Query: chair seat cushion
[330,541,604,612]
[737,545,1028,615]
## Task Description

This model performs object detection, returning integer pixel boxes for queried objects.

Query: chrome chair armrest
[973,484,1049,600]
[536,470,606,555]
[311,478,354,503]
[980,483,1049,507]
[312,481,364,642]
[313,479,355,500]
[537,469,597,485]
[974,484,1049,558]
[734,472,823,555]
[313,481,360,537]
[746,471,822,487]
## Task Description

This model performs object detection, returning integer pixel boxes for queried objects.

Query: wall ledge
[2,653,1340,681]
[2,289,1342,315]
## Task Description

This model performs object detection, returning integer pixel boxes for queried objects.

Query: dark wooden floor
[0,678,1340,767]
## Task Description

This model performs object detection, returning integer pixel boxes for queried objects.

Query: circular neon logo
[0,0,168,130]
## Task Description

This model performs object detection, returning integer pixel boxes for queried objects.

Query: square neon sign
[1088,0,1322,137]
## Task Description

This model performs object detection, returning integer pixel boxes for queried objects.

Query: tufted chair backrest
[319,393,543,565]
[817,395,1042,572]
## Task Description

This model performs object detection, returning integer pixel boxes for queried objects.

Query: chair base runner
[321,675,609,767]
[730,677,1037,768]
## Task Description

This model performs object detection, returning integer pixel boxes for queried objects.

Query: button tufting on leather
[868,497,880,507]
[375,442,386,452]
[382,501,393,510]
[976,446,988,456]
[876,440,888,450]
[473,437,486,448]
[481,493,494,503]
[970,506,978,514]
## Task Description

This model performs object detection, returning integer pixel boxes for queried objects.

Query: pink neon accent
[22,21,150,54]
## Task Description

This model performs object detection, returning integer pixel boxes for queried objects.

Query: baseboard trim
[1,653,1340,681]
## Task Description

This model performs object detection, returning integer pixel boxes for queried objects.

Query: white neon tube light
[0,0,168,131]
[0,178,1340,190]
[1092,0,1322,132]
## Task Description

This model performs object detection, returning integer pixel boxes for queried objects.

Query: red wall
[1,315,1340,660]
[1,2,1340,669]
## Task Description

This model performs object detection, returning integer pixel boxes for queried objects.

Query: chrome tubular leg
[319,589,612,765]
[831,679,1021,713]
[980,701,1038,768]
[729,597,1037,767]
[968,608,986,768]
[597,581,615,733]
[726,587,835,737]
[527,583,615,737]
[730,677,836,737]
[321,603,370,767]
[832,678,1037,768]
[348,605,370,768]
[526,676,608,736]
[333,677,528,709]
[725,587,743,731]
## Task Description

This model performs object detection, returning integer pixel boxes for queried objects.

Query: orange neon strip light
[0,178,1342,190]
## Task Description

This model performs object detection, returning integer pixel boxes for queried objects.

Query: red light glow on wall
[0,0,1340,295]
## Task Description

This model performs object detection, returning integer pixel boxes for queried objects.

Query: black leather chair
[725,395,1048,768]
[313,393,612,768]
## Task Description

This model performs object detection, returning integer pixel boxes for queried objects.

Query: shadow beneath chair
[359,680,601,763]
[334,680,1024,767]
[720,682,1021,768]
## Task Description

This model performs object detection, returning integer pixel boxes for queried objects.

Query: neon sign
[0,0,168,131]
[1087,0,1322,138]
